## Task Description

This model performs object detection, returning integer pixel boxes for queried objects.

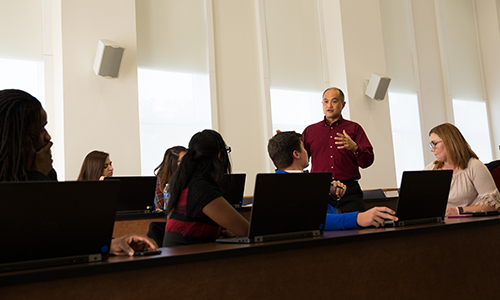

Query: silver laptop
[0,180,120,272]
[217,172,331,243]
[385,170,453,227]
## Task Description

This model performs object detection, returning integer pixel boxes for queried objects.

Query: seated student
[154,146,186,210]
[163,129,249,246]
[77,150,114,181]
[267,131,397,229]
[0,89,157,255]
[425,123,500,215]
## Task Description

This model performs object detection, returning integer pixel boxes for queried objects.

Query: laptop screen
[106,176,156,211]
[222,173,246,207]
[248,172,331,238]
[395,170,453,222]
[0,180,120,272]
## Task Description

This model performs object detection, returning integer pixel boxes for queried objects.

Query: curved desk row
[2,216,500,299]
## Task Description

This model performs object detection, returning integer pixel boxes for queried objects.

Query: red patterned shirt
[165,176,222,240]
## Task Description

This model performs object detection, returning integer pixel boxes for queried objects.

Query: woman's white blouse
[424,158,500,208]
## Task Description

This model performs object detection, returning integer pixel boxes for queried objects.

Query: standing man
[302,87,374,212]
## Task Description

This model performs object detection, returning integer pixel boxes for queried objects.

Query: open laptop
[385,169,453,227]
[222,173,246,208]
[105,176,157,214]
[0,180,120,272]
[217,172,331,243]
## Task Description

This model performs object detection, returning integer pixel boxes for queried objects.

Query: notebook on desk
[105,176,156,214]
[222,173,246,208]
[385,170,453,227]
[0,180,120,273]
[216,172,331,243]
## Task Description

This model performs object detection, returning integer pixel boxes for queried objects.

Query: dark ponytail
[166,129,231,216]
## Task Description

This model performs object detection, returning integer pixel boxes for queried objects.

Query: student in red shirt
[163,129,249,246]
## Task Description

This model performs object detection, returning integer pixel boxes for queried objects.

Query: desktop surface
[2,215,499,288]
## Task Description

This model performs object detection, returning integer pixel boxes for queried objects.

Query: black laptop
[222,173,246,208]
[217,172,331,243]
[385,170,453,227]
[0,180,120,272]
[105,176,157,214]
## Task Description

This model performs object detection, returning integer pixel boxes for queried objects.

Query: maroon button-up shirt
[302,116,374,180]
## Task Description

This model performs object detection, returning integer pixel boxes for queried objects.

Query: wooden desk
[2,216,500,299]
[112,207,252,237]
[113,212,166,237]
[364,196,398,210]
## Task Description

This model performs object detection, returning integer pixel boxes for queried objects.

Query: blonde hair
[429,123,477,170]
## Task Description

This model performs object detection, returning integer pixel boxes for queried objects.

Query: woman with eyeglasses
[424,123,500,215]
[163,129,249,247]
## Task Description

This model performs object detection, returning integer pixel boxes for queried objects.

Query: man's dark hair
[323,87,345,102]
[267,131,303,170]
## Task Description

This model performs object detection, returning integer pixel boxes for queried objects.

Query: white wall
[24,0,500,189]
[45,0,142,180]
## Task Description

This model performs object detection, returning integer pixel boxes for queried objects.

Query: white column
[320,0,397,189]
[211,0,272,194]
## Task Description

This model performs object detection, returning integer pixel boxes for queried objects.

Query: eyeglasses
[429,141,442,149]
[226,146,231,153]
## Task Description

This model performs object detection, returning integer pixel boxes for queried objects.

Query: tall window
[0,58,45,106]
[440,0,493,162]
[0,0,44,104]
[136,0,211,175]
[264,0,325,134]
[137,69,211,175]
[270,89,323,134]
[453,99,492,162]
[380,0,423,185]
[388,93,425,185]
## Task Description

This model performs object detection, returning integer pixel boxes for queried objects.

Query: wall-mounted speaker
[93,39,125,78]
[365,73,391,100]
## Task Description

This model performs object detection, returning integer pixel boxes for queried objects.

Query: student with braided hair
[0,89,55,182]
[0,89,158,256]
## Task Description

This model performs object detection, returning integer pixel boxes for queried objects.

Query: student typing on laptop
[0,89,158,256]
[163,129,249,246]
[268,131,397,229]
[425,123,500,216]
